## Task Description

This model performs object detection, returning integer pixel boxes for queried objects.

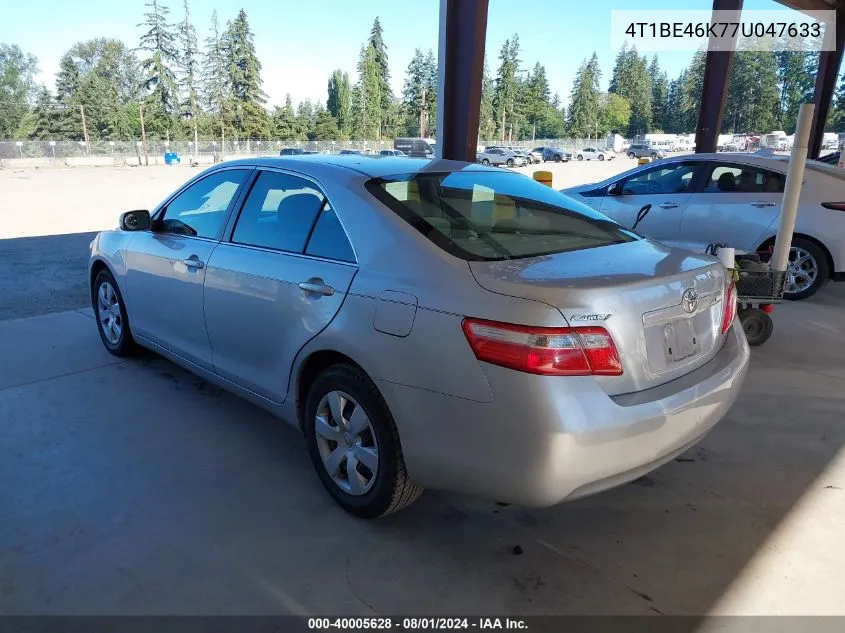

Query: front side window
[367,170,636,262]
[232,171,325,253]
[703,164,785,194]
[621,163,698,195]
[160,169,249,239]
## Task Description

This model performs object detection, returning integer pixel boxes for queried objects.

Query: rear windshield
[366,170,636,261]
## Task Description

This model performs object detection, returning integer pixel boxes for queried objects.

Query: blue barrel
[164,152,180,165]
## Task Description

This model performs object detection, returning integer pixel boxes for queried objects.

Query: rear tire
[92,269,137,357]
[739,308,773,347]
[303,364,423,518]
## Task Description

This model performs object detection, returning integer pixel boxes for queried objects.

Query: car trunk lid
[468,239,728,396]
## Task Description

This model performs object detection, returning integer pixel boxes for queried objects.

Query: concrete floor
[1,165,844,616]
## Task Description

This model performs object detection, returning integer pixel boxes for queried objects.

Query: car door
[678,162,785,253]
[203,169,357,403]
[598,160,701,247]
[124,168,252,369]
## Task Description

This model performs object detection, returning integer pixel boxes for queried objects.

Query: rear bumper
[378,320,750,507]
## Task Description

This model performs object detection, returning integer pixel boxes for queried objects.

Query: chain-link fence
[0,137,626,164]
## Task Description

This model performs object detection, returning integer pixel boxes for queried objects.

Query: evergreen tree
[312,108,341,140]
[0,43,39,139]
[137,0,180,137]
[26,88,63,140]
[423,48,437,136]
[352,43,381,139]
[598,92,631,137]
[49,39,140,140]
[648,55,668,131]
[177,0,201,123]
[327,69,351,137]
[401,48,425,135]
[775,45,816,132]
[566,53,601,138]
[221,10,268,139]
[831,73,845,131]
[202,9,228,131]
[271,94,296,139]
[724,47,779,133]
[368,17,392,136]
[479,57,495,140]
[493,36,520,141]
[522,62,552,140]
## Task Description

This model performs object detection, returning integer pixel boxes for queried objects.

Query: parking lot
[2,161,844,615]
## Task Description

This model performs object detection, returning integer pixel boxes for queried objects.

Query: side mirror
[607,182,623,196]
[120,209,151,231]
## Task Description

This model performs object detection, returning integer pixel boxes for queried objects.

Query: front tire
[598,154,605,161]
[92,269,137,357]
[303,364,423,518]
[651,152,658,159]
[577,154,584,161]
[628,152,636,159]
[553,155,561,163]
[506,158,514,167]
[481,158,490,165]
[783,238,829,300]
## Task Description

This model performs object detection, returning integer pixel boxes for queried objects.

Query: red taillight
[721,282,737,334]
[821,202,845,212]
[461,318,623,376]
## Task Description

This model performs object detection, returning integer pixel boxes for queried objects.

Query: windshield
[366,170,636,261]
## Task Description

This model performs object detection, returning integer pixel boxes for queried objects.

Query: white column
[771,103,814,272]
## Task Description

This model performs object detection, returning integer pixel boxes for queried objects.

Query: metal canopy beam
[808,8,845,159]
[695,0,744,154]
[435,0,489,162]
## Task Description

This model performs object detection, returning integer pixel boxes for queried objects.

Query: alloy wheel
[785,246,818,295]
[97,281,122,345]
[314,390,379,496]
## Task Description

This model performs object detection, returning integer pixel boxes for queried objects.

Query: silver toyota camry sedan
[89,156,750,518]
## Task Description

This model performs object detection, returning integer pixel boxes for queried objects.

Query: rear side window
[367,171,636,262]
[233,171,325,252]
[305,202,356,263]
[703,164,785,193]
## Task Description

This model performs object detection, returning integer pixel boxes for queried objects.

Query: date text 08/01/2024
[307,617,528,630]
[625,21,822,39]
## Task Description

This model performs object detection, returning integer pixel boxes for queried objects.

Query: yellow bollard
[533,170,553,187]
[637,157,650,166]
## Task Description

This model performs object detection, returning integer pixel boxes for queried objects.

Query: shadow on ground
[0,232,97,321]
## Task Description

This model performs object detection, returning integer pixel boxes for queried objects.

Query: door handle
[298,279,335,297]
[750,201,777,208]
[658,202,680,209]
[180,256,205,269]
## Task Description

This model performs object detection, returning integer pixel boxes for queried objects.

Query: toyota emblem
[682,288,699,313]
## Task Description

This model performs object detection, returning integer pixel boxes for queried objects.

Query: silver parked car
[89,156,750,518]
[478,147,527,167]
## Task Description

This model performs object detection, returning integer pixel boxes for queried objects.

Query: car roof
[214,155,498,179]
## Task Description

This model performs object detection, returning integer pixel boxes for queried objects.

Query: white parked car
[478,147,527,167]
[576,147,615,161]
[563,153,845,299]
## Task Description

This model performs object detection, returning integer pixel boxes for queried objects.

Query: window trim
[222,166,359,265]
[694,161,785,194]
[151,166,255,242]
